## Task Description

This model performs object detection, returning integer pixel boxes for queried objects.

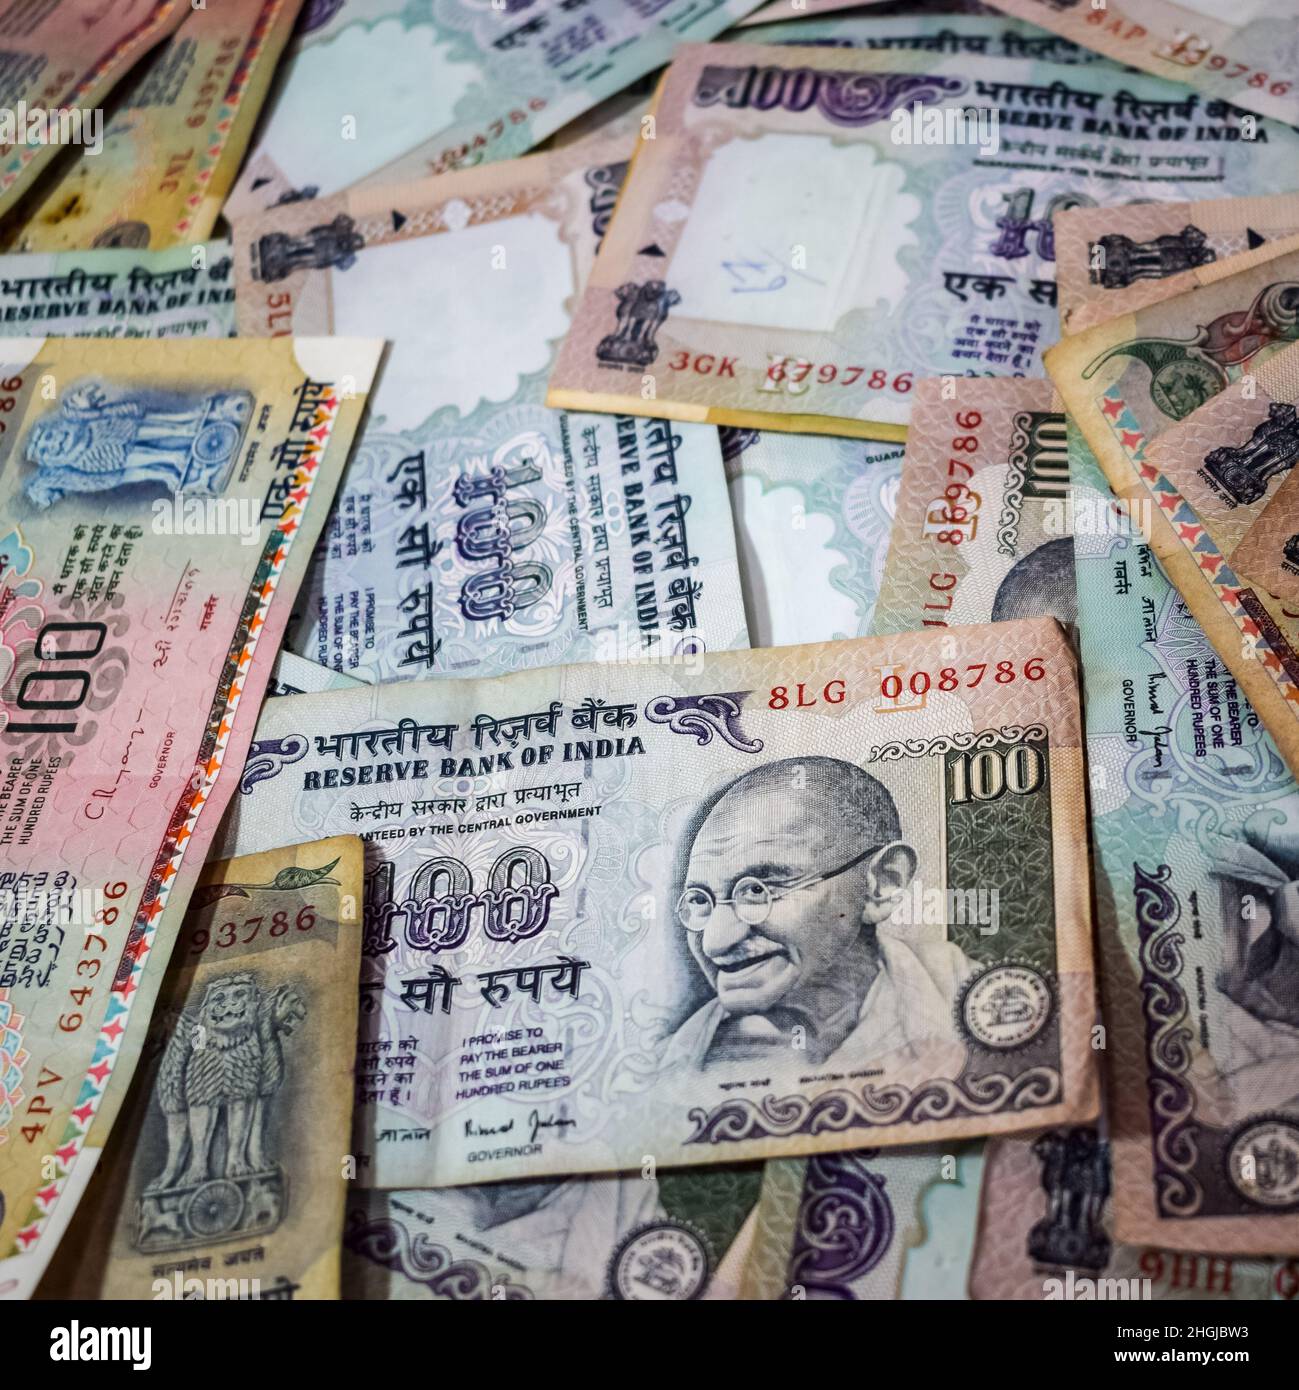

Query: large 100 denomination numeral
[363,848,559,954]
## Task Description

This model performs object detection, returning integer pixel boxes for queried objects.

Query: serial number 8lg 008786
[880,658,1046,699]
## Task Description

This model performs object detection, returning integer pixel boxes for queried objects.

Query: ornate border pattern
[996,410,1035,557]
[344,1210,533,1301]
[10,386,344,1259]
[684,1067,1061,1144]
[644,693,763,752]
[1133,861,1202,1219]
[867,723,1047,763]
[788,1153,894,1299]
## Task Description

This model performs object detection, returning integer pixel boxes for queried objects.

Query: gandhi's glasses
[676,844,885,932]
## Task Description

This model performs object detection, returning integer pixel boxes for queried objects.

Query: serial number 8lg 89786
[880,658,1046,698]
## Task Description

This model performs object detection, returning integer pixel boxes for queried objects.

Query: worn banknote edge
[0,337,382,1297]
[1046,243,1299,783]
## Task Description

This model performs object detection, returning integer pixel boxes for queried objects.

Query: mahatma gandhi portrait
[661,756,976,1073]
[991,537,1077,630]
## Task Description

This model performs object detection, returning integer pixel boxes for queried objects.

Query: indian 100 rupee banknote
[1072,426,1299,1254]
[1054,194,1299,335]
[1047,238,1299,779]
[870,377,1072,638]
[548,43,1299,442]
[234,141,749,682]
[5,0,303,253]
[1133,341,1299,780]
[269,651,363,699]
[0,243,234,340]
[971,1126,1299,1299]
[550,3,1075,150]
[0,334,381,1300]
[213,620,1096,1189]
[740,1143,983,1299]
[0,1,188,221]
[225,0,767,216]
[983,0,1299,126]
[35,837,364,1300]
[721,428,903,647]
[734,9,1101,63]
[343,1166,762,1301]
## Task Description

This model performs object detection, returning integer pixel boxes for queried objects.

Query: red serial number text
[881,659,1047,699]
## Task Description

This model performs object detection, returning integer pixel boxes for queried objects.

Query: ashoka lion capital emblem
[134,971,306,1253]
[597,280,681,371]
[1202,401,1299,506]
[23,380,252,510]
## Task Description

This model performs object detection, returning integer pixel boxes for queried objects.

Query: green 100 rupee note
[344,1167,762,1300]
[37,837,364,1300]
[216,622,1096,1189]
[548,43,1299,441]
[0,335,381,1301]
[1072,426,1299,1254]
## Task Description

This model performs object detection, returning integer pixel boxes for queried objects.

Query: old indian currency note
[1130,342,1299,777]
[735,9,1100,62]
[343,1167,762,1300]
[225,0,766,215]
[0,335,381,1300]
[6,0,304,252]
[1072,427,1299,1253]
[235,141,748,681]
[214,620,1095,1188]
[871,378,1071,637]
[269,650,362,698]
[0,243,235,339]
[1047,240,1299,780]
[1054,193,1299,335]
[36,837,364,1300]
[0,1,188,220]
[971,1127,1299,1299]
[548,43,1299,441]
[983,0,1299,126]
[741,1144,984,1299]
[721,428,904,647]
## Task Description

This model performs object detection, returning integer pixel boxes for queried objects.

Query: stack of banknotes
[0,0,1297,1304]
